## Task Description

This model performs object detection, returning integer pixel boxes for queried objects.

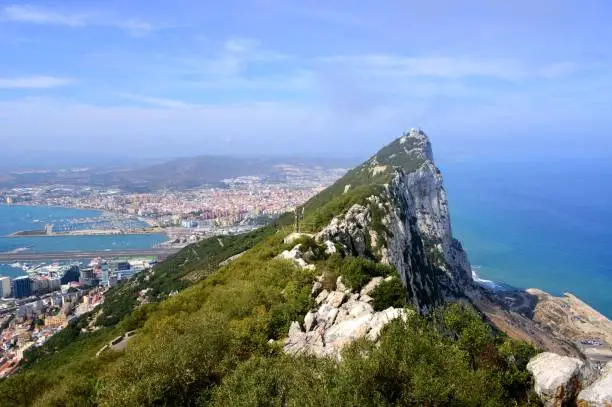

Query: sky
[1,0,612,162]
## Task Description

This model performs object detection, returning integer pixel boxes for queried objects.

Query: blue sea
[0,205,167,279]
[442,158,612,318]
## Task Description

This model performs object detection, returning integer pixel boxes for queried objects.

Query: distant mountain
[0,155,358,191]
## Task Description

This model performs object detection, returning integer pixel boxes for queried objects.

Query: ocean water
[0,205,167,278]
[442,159,612,318]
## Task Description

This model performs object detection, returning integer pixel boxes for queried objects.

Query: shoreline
[472,268,612,364]
[0,202,171,245]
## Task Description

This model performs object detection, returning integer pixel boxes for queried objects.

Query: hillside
[0,129,556,406]
[0,155,355,191]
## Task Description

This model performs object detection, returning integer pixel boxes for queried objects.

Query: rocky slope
[290,128,611,405]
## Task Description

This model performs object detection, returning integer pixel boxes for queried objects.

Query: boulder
[527,352,585,407]
[303,311,316,332]
[336,276,349,293]
[288,321,302,336]
[367,307,407,340]
[284,233,313,245]
[284,330,325,357]
[324,313,373,355]
[315,289,330,305]
[316,304,339,328]
[578,361,612,407]
[325,291,346,308]
[323,240,337,255]
[360,277,384,296]
[343,300,374,319]
[360,294,373,303]
[311,281,323,296]
[277,244,315,270]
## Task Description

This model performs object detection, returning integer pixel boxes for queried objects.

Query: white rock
[360,294,373,303]
[367,307,407,340]
[336,276,348,293]
[315,289,330,305]
[384,275,394,282]
[343,300,374,319]
[284,330,325,357]
[288,321,302,336]
[325,291,346,308]
[304,311,316,332]
[283,233,312,245]
[334,309,349,324]
[323,240,337,255]
[324,313,373,353]
[316,304,339,328]
[578,361,612,407]
[349,293,360,301]
[527,352,585,407]
[360,277,384,296]
[311,281,323,296]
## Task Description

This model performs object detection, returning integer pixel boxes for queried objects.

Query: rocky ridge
[284,271,409,359]
[316,128,472,313]
[284,128,612,405]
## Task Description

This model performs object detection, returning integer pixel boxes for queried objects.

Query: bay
[0,205,167,278]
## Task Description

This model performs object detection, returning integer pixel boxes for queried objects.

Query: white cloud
[0,4,164,36]
[114,19,156,37]
[117,93,201,109]
[0,4,87,26]
[0,76,75,89]
[319,54,577,80]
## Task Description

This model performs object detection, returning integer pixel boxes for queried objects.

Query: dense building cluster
[0,257,156,377]
[1,172,345,227]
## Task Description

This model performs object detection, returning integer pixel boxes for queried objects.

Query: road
[0,248,180,262]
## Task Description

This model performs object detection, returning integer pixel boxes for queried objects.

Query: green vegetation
[0,135,542,406]
[321,255,396,292]
[371,278,407,311]
[0,223,540,406]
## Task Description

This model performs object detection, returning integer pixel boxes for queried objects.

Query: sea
[0,205,167,279]
[442,158,612,319]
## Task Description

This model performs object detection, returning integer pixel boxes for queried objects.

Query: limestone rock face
[527,352,585,406]
[284,276,409,359]
[315,129,472,312]
[578,361,612,407]
[360,277,383,296]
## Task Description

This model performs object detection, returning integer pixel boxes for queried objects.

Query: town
[0,257,156,377]
[1,171,346,246]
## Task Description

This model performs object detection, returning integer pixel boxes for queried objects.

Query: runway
[0,248,180,262]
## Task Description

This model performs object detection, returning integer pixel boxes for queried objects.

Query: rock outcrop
[284,276,410,359]
[527,352,589,406]
[277,244,316,270]
[316,128,472,312]
[578,361,612,407]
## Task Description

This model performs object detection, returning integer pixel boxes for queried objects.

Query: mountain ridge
[1,128,610,406]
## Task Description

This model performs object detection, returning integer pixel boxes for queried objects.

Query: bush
[370,278,406,311]
[337,257,395,291]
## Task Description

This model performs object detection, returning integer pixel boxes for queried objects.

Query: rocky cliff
[315,128,472,312]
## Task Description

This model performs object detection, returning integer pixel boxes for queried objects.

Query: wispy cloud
[0,4,165,36]
[318,55,577,80]
[0,76,75,89]
[0,4,88,26]
[117,93,201,108]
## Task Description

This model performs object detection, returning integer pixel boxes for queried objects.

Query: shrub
[370,278,406,311]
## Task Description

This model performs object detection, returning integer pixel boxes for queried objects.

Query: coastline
[472,268,612,364]
[0,202,170,244]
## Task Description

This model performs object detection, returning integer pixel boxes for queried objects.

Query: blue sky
[1,0,611,160]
